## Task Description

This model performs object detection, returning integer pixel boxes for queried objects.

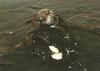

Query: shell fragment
[49,46,59,53]
[51,53,63,60]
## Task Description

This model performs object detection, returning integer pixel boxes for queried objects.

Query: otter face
[37,9,58,26]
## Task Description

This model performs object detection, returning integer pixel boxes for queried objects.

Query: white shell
[49,46,59,53]
[51,53,63,60]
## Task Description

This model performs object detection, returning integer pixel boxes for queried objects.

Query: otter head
[36,9,59,27]
[32,9,61,29]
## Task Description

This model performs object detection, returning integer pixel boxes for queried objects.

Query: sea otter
[29,9,78,63]
[13,9,78,65]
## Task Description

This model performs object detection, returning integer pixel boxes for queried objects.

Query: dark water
[0,0,100,71]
